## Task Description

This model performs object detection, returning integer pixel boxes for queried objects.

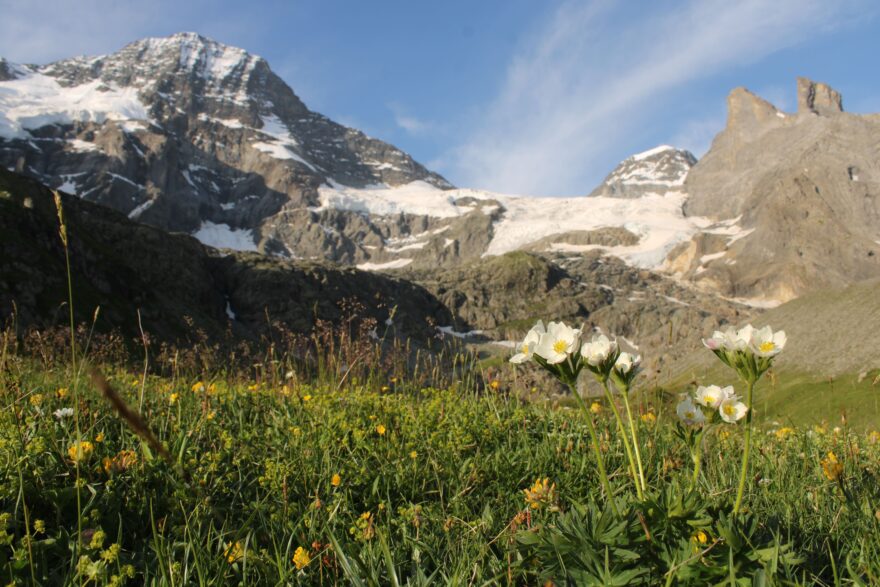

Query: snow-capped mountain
[0,32,710,271]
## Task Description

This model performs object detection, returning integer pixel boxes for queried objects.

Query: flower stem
[621,389,647,494]
[690,428,705,491]
[570,383,619,516]
[732,379,755,515]
[601,379,643,499]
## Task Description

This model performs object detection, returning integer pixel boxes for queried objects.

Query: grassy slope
[659,279,880,429]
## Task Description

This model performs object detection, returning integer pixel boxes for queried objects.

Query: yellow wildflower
[29,394,44,406]
[302,394,312,402]
[376,424,386,436]
[410,450,418,459]
[56,387,68,398]
[775,427,795,439]
[68,441,94,462]
[589,402,602,414]
[821,451,843,481]
[191,381,205,393]
[331,473,341,487]
[169,392,179,405]
[207,383,217,394]
[381,385,390,392]
[225,541,244,563]
[103,449,138,474]
[94,432,105,443]
[489,380,501,391]
[523,477,557,510]
[640,411,656,424]
[292,546,311,569]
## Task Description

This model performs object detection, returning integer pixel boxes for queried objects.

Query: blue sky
[1,0,878,195]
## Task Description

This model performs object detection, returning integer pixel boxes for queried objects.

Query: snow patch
[0,66,150,139]
[356,258,413,271]
[193,221,258,252]
[128,198,154,219]
[631,145,675,161]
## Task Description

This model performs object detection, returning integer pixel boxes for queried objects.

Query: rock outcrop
[675,78,880,303]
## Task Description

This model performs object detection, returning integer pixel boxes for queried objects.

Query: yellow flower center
[724,405,736,416]
[759,341,776,353]
[552,340,568,354]
[685,411,695,419]
[705,394,716,404]
[522,343,529,354]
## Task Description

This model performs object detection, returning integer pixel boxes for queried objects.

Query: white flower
[719,397,748,423]
[676,396,706,425]
[580,334,617,366]
[534,321,581,364]
[614,352,641,374]
[702,330,729,351]
[54,407,74,420]
[749,325,786,357]
[510,321,546,364]
[694,385,734,409]
[731,325,755,351]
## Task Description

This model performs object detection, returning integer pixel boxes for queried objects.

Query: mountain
[668,78,880,304]
[588,145,695,199]
[0,33,709,272]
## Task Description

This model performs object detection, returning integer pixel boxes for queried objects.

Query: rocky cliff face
[672,78,880,303]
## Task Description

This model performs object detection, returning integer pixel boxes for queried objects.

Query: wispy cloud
[388,102,432,135]
[447,0,870,195]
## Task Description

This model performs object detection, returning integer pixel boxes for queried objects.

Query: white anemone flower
[749,325,786,358]
[614,352,641,374]
[534,321,581,364]
[702,330,729,351]
[580,334,618,366]
[54,407,74,420]
[731,325,755,351]
[694,385,734,409]
[510,321,546,364]
[719,397,748,423]
[676,396,706,426]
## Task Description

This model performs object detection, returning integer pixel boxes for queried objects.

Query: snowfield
[313,179,718,270]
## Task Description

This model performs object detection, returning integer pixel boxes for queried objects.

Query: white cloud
[388,102,431,135]
[447,0,870,195]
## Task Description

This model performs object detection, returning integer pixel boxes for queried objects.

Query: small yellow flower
[589,402,602,415]
[191,381,205,393]
[821,451,843,481]
[34,520,45,534]
[206,411,216,421]
[390,376,398,384]
[410,450,418,459]
[247,383,259,392]
[775,427,795,439]
[690,530,710,552]
[29,393,44,406]
[489,380,501,391]
[290,426,301,436]
[169,392,180,405]
[207,383,217,394]
[56,387,68,398]
[94,432,105,443]
[640,411,656,424]
[292,546,311,569]
[376,424,386,436]
[302,394,312,402]
[868,430,880,444]
[225,541,244,563]
[523,477,557,510]
[102,449,138,474]
[331,473,341,487]
[381,385,390,393]
[68,441,94,462]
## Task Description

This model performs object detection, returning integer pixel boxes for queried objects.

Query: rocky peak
[588,145,696,198]
[796,77,843,116]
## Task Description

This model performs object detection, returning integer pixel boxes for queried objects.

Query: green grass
[2,351,880,585]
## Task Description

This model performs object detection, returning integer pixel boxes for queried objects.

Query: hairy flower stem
[690,428,705,490]
[620,388,647,494]
[733,379,755,514]
[569,383,619,516]
[601,379,643,499]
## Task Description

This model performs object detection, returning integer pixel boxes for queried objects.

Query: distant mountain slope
[668,78,880,303]
[0,167,450,342]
